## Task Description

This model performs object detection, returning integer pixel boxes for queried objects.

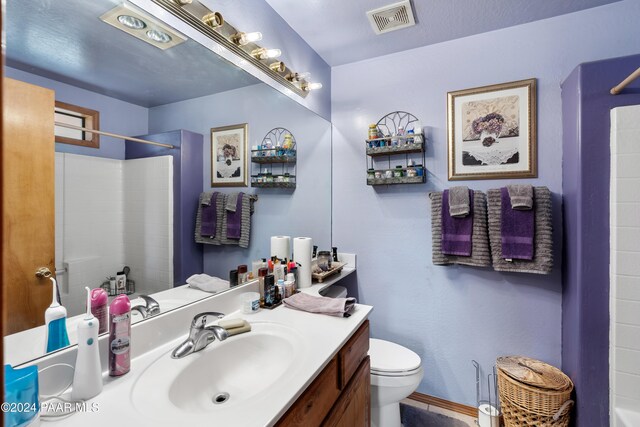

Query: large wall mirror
[3,0,331,366]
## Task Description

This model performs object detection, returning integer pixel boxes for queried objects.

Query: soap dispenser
[71,287,103,400]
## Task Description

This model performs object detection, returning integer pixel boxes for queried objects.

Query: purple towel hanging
[500,187,534,260]
[201,192,218,237]
[226,192,243,240]
[441,189,474,256]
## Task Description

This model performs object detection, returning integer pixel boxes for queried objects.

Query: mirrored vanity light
[231,31,263,46]
[285,72,311,82]
[251,47,282,60]
[302,82,323,91]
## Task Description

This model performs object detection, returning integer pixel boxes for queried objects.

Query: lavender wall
[4,66,149,159]
[331,0,640,407]
[125,130,204,286]
[148,84,332,279]
[562,54,640,427]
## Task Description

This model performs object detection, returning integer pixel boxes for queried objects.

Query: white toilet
[321,286,424,427]
[369,339,424,427]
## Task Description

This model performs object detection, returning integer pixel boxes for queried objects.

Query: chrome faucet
[171,312,228,359]
[131,295,160,319]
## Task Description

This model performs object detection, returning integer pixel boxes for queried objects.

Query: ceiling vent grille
[366,0,416,35]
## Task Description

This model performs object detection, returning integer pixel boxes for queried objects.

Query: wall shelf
[251,127,297,189]
[365,111,426,186]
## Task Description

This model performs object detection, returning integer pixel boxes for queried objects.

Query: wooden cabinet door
[323,357,371,427]
[2,78,55,335]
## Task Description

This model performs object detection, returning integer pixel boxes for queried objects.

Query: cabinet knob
[35,267,52,278]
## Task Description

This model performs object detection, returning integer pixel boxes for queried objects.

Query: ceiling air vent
[366,0,416,35]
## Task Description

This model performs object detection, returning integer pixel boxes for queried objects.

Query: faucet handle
[191,312,225,330]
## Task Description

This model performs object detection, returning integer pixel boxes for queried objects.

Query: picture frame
[447,78,537,180]
[211,123,248,187]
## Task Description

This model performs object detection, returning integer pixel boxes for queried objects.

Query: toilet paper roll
[293,237,313,289]
[477,404,499,427]
[270,236,291,261]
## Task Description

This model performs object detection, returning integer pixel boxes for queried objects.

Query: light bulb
[265,49,281,59]
[296,72,311,81]
[117,15,146,30]
[244,32,262,43]
[303,82,323,91]
[146,30,172,43]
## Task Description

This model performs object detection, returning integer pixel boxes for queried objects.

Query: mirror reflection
[3,0,331,366]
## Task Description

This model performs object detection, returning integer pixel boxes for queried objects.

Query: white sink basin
[131,321,308,421]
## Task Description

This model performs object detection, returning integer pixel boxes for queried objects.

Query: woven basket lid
[496,356,572,391]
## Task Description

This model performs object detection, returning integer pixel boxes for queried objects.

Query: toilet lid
[368,338,421,374]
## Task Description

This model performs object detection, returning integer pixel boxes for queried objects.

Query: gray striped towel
[429,190,491,267]
[487,187,553,274]
[195,192,257,248]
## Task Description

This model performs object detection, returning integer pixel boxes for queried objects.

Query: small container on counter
[332,247,339,262]
[264,274,275,306]
[368,124,378,140]
[317,251,332,272]
[283,173,291,183]
[258,267,269,303]
[241,292,260,314]
[109,294,131,377]
[374,170,382,179]
[277,279,285,301]
[237,265,248,284]
[384,169,393,179]
[393,166,403,178]
[90,288,109,335]
[230,269,239,287]
[416,164,424,176]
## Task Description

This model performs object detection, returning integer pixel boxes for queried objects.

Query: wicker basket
[497,357,574,427]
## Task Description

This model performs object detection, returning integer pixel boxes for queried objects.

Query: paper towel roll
[477,404,499,427]
[270,236,291,260]
[293,237,313,289]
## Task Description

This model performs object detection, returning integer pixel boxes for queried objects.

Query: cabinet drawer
[322,356,371,427]
[276,357,340,427]
[338,320,369,389]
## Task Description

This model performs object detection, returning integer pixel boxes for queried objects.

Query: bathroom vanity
[35,282,372,426]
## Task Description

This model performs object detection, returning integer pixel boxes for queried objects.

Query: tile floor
[400,398,477,427]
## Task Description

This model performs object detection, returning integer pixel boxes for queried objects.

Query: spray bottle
[109,294,131,376]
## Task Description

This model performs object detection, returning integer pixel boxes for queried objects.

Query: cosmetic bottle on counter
[264,274,275,307]
[258,267,268,304]
[90,288,108,335]
[109,295,131,377]
[230,269,239,287]
[237,265,248,284]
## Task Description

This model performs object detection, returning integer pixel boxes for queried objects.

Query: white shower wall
[55,153,173,316]
[610,105,640,427]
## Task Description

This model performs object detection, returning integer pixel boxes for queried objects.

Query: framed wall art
[447,78,537,180]
[211,123,248,187]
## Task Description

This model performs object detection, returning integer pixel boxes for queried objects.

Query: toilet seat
[369,338,422,377]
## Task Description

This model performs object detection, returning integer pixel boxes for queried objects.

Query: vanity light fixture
[269,61,286,73]
[285,72,310,82]
[301,82,323,91]
[100,4,186,50]
[202,11,224,28]
[251,47,282,60]
[230,31,263,46]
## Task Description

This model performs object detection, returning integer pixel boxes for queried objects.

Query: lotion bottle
[109,294,131,376]
[71,287,102,400]
[44,277,70,353]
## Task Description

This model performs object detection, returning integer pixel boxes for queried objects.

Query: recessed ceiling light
[146,30,172,44]
[100,4,186,50]
[117,15,146,30]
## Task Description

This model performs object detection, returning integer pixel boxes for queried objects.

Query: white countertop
[42,297,371,426]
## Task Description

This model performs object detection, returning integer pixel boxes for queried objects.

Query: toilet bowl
[369,338,424,427]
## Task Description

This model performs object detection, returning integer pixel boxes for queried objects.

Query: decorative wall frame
[447,78,537,180]
[211,123,248,187]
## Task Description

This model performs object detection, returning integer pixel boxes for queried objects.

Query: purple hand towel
[226,192,243,240]
[201,192,218,237]
[501,187,534,260]
[441,189,474,256]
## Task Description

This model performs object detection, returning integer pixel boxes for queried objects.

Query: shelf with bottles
[251,147,297,164]
[251,173,296,188]
[365,136,424,157]
[366,164,425,186]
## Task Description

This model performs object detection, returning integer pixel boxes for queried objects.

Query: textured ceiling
[5,0,260,107]
[265,0,622,66]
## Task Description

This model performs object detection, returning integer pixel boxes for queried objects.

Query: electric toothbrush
[71,287,103,400]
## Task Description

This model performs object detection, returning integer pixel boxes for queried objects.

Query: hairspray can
[109,295,131,376]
